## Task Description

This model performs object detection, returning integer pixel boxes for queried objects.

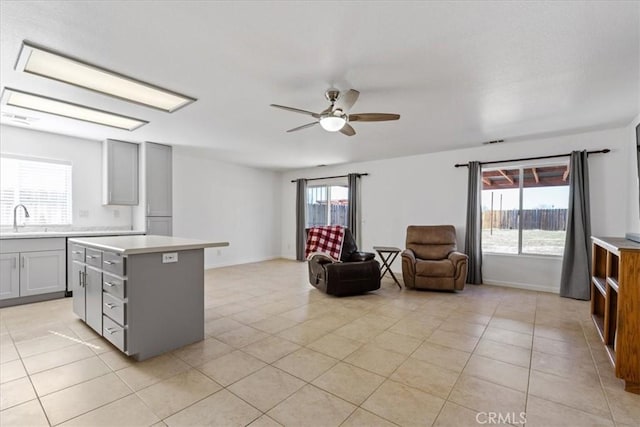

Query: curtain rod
[453,149,610,168]
[290,173,369,183]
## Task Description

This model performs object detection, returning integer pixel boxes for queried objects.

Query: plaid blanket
[305,226,345,261]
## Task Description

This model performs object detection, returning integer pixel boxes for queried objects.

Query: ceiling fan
[270,88,400,136]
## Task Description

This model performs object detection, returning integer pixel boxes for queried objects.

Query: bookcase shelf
[591,237,640,394]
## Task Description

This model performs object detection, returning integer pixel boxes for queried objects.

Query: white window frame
[306,177,349,228]
[481,160,569,257]
[1,153,73,227]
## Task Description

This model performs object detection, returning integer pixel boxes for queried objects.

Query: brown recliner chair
[307,229,381,297]
[401,225,468,291]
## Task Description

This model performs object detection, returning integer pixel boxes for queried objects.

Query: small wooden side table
[373,246,402,289]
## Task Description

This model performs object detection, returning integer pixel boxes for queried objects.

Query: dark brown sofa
[307,229,381,296]
[401,225,468,291]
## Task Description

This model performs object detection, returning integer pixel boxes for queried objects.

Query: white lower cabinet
[0,238,66,301]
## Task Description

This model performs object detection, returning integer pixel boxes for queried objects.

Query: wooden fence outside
[307,204,348,227]
[482,209,567,231]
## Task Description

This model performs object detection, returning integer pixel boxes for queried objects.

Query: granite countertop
[68,235,229,255]
[0,229,146,240]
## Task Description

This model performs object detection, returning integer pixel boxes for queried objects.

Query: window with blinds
[0,155,72,226]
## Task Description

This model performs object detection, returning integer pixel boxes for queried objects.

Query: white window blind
[0,155,72,226]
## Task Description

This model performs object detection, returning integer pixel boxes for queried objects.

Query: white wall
[626,115,640,234]
[172,146,281,269]
[0,125,132,228]
[280,126,630,293]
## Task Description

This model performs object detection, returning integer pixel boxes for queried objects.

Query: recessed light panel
[2,88,148,131]
[16,42,196,112]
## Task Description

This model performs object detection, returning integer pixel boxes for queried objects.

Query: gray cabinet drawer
[102,273,126,299]
[70,244,85,262]
[103,315,126,352]
[85,248,102,268]
[103,292,126,326]
[103,251,125,276]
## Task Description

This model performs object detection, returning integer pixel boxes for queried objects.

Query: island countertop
[68,235,229,255]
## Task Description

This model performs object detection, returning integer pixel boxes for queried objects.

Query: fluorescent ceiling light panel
[2,88,148,131]
[16,42,196,112]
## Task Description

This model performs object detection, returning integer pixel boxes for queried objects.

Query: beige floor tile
[534,324,588,343]
[1,359,26,384]
[216,325,269,348]
[483,327,533,349]
[438,319,487,338]
[531,350,599,386]
[241,335,301,363]
[273,347,337,381]
[462,354,529,392]
[526,395,614,426]
[247,414,282,427]
[341,408,396,427]
[204,317,244,336]
[448,375,526,415]
[60,394,160,426]
[250,315,299,334]
[98,349,135,371]
[312,362,385,405]
[370,330,422,355]
[474,338,531,368]
[362,380,445,427]
[306,333,362,360]
[14,332,78,358]
[31,355,111,396]
[344,344,407,377]
[532,335,592,360]
[116,354,189,391]
[487,317,534,335]
[136,368,221,419]
[433,401,512,427]
[277,323,329,345]
[268,384,356,427]
[21,343,95,374]
[0,377,37,410]
[387,318,440,339]
[198,349,266,386]
[603,385,640,425]
[165,389,262,427]
[528,370,610,418]
[0,399,49,427]
[40,373,131,425]
[172,337,233,366]
[334,321,387,343]
[391,357,459,398]
[228,366,304,412]
[0,340,19,364]
[410,341,471,373]
[427,329,480,353]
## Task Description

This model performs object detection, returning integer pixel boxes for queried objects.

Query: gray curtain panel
[464,161,483,284]
[347,173,361,247]
[560,151,591,300]
[295,179,307,261]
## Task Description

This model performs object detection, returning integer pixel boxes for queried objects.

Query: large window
[0,155,72,226]
[306,182,348,228]
[481,163,569,256]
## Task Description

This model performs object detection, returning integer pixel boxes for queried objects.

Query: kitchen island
[68,235,228,361]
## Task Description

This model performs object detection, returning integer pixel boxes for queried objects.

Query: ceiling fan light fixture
[319,115,346,132]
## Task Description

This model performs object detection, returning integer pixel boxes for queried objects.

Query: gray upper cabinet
[145,142,172,216]
[103,139,139,205]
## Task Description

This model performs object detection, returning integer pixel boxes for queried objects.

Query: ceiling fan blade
[340,89,360,110]
[340,123,356,136]
[349,113,400,122]
[286,122,319,133]
[270,104,320,118]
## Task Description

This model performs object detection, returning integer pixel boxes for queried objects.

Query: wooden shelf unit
[591,237,640,394]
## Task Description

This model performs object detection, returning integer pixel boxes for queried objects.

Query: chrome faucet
[13,204,30,232]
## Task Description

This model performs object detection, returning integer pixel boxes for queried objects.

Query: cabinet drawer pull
[72,250,83,254]
[86,255,95,259]
[104,303,118,309]
[104,281,117,287]
[104,260,117,265]
[105,327,120,335]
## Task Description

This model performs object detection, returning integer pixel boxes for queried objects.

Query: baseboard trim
[482,279,559,294]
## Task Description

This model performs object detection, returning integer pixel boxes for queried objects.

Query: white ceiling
[1,1,638,170]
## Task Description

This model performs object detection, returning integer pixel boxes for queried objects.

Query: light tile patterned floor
[1,259,639,426]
